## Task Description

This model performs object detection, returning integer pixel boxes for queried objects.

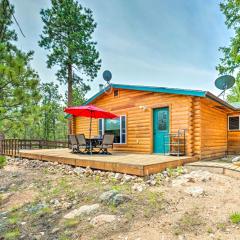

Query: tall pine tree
[39,0,101,108]
[0,0,41,136]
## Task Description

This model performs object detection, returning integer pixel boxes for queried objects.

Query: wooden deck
[18,148,196,176]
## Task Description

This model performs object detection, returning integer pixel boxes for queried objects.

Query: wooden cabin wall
[227,111,240,154]
[73,89,194,154]
[199,98,228,159]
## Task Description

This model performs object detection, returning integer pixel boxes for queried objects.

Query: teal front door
[153,107,169,153]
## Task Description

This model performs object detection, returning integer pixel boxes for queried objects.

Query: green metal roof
[84,84,207,105]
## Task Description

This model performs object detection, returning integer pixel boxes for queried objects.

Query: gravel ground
[0,157,240,240]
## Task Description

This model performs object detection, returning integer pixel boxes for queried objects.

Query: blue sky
[12,0,232,97]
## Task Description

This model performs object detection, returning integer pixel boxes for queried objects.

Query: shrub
[230,212,240,224]
[0,155,6,168]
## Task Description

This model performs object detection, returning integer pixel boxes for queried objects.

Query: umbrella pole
[89,111,92,155]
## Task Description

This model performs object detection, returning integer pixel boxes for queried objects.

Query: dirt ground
[0,159,240,240]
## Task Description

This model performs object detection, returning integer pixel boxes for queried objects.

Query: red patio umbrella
[64,105,119,153]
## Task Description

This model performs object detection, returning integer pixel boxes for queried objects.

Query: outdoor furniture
[64,104,118,154]
[69,135,78,153]
[76,134,90,153]
[97,134,114,154]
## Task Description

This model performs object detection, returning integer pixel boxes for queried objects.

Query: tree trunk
[67,63,73,134]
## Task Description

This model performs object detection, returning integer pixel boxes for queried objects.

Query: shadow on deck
[18,148,196,176]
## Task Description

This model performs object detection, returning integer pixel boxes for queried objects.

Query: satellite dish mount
[102,70,113,94]
[215,75,235,98]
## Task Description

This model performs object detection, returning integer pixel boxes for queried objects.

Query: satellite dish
[215,75,235,90]
[215,75,235,98]
[103,70,112,83]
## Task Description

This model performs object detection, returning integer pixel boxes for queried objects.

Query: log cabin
[72,84,240,160]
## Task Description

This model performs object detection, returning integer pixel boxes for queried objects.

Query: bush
[230,212,240,224]
[0,155,6,168]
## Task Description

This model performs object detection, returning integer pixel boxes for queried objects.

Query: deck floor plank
[18,148,194,176]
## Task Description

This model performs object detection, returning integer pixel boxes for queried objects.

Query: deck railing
[0,139,69,157]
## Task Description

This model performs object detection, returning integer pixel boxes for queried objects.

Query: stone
[232,156,240,162]
[122,174,133,182]
[51,228,60,234]
[90,214,116,226]
[132,183,145,192]
[63,204,99,219]
[73,167,86,175]
[114,173,123,180]
[112,194,131,206]
[172,170,212,187]
[150,180,157,186]
[172,178,189,187]
[184,186,204,197]
[99,190,118,203]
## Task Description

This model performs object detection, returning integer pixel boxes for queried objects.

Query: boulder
[112,194,131,206]
[184,186,204,197]
[90,214,116,226]
[99,190,118,203]
[172,170,212,187]
[63,204,99,219]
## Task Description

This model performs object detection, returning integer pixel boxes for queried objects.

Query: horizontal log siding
[73,89,194,154]
[200,98,228,159]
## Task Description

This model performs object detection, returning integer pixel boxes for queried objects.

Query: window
[158,111,167,130]
[114,89,119,97]
[229,116,240,130]
[98,116,126,143]
[98,119,104,136]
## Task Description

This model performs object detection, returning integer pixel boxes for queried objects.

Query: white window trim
[99,115,127,144]
[228,115,240,131]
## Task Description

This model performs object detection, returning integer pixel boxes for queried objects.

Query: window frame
[98,115,127,144]
[228,115,240,131]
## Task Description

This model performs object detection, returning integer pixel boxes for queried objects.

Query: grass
[64,218,80,228]
[174,209,204,235]
[4,228,20,240]
[230,212,240,224]
[216,222,227,231]
[0,155,6,168]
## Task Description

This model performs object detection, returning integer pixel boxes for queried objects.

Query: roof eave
[84,84,206,105]
[205,91,237,111]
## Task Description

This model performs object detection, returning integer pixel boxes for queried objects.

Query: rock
[232,156,240,162]
[63,204,99,219]
[122,174,134,182]
[132,183,145,192]
[150,180,157,186]
[99,190,119,203]
[73,167,86,175]
[184,186,204,197]
[112,194,131,206]
[90,214,116,226]
[178,236,186,240]
[172,170,212,187]
[51,228,60,234]
[114,173,123,180]
[172,178,189,187]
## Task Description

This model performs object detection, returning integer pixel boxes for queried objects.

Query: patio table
[85,137,103,152]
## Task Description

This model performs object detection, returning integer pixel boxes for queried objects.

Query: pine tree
[0,0,41,136]
[39,0,101,107]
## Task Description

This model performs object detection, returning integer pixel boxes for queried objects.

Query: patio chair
[76,134,90,153]
[69,135,79,153]
[98,134,114,155]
